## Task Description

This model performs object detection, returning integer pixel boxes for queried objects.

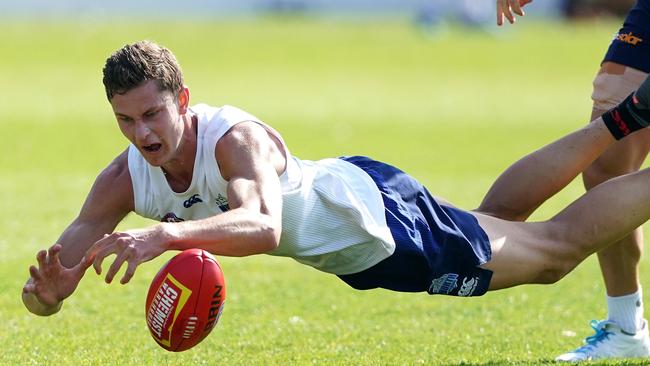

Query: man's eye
[145,110,158,117]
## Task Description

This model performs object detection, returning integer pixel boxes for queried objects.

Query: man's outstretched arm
[22,150,134,316]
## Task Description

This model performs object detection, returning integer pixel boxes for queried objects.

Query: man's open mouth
[143,143,162,152]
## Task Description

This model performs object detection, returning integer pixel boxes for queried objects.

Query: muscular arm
[166,121,285,255]
[23,150,134,315]
[58,159,134,266]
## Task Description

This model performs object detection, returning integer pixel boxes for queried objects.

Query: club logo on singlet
[215,194,230,212]
[161,212,185,222]
[428,273,458,295]
[183,194,203,208]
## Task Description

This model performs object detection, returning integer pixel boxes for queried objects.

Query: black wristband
[626,93,650,127]
[602,93,649,140]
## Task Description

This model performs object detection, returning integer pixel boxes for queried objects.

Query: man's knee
[601,229,645,261]
[592,76,626,115]
[585,65,650,188]
[530,224,587,284]
[591,63,646,115]
[532,253,584,284]
[533,247,583,284]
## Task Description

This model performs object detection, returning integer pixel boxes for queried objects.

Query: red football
[145,249,226,352]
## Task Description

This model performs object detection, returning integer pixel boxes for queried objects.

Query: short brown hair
[102,40,184,100]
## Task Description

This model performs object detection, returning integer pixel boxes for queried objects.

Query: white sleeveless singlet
[128,104,395,275]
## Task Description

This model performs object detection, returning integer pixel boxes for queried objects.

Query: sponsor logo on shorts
[614,31,643,46]
[183,194,203,208]
[458,276,479,297]
[428,273,458,295]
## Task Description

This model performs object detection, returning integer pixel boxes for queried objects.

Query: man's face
[110,80,186,167]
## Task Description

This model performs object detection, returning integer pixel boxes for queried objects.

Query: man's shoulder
[103,149,131,180]
[81,149,134,216]
[193,104,262,126]
[94,150,134,203]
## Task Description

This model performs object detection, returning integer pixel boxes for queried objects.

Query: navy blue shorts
[603,0,650,73]
[337,156,493,297]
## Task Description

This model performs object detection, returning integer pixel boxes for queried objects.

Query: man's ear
[177,86,190,114]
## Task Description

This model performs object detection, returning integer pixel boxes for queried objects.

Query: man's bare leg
[554,63,650,362]
[475,165,650,290]
[465,118,650,287]
[584,63,650,333]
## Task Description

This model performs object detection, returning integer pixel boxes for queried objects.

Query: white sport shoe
[555,319,650,362]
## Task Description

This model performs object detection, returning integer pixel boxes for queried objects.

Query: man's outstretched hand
[22,244,92,315]
[496,0,533,25]
[85,226,170,285]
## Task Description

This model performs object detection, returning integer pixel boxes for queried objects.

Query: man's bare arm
[22,150,134,315]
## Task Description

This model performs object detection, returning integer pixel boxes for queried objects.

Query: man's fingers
[29,265,42,280]
[105,251,130,284]
[85,233,112,261]
[86,232,142,283]
[120,261,138,285]
[36,250,48,272]
[503,5,514,24]
[497,0,528,26]
[48,244,62,264]
[510,0,524,16]
[70,255,94,278]
[23,282,35,294]
[93,258,102,275]
[89,234,121,275]
[92,246,116,275]
[36,250,47,264]
[49,243,62,254]
[496,1,505,26]
[78,255,93,270]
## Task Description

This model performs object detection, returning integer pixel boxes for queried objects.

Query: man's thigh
[472,211,565,290]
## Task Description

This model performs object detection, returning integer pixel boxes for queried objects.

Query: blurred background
[1,1,647,365]
[1,0,635,21]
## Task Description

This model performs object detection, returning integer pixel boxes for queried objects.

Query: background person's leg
[584,63,649,316]
[555,62,650,363]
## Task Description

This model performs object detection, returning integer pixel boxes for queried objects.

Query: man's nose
[134,121,150,142]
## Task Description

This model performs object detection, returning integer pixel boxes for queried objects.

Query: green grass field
[1,17,648,365]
